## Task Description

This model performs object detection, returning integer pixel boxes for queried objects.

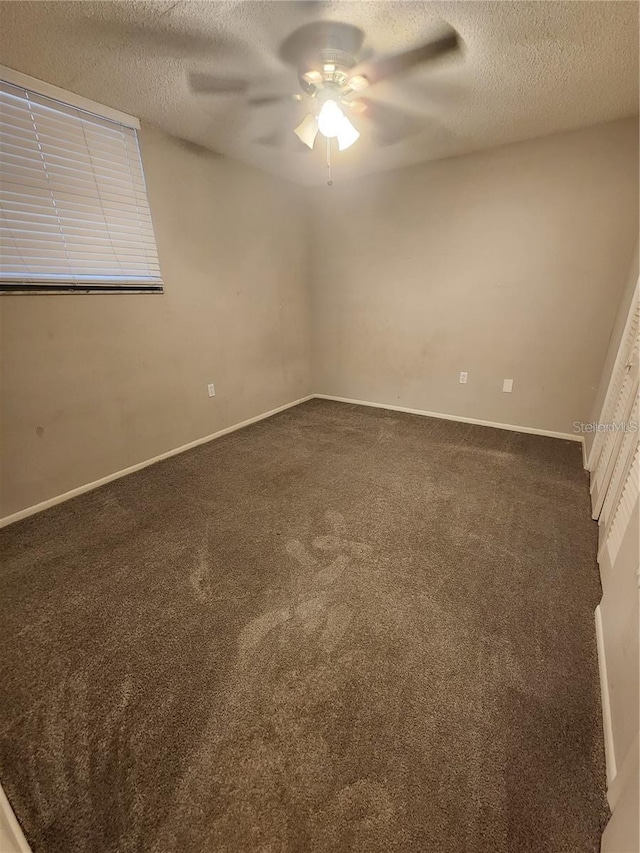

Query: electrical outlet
[459,372,468,384]
[207,383,216,398]
[503,379,513,393]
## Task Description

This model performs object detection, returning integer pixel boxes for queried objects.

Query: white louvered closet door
[590,294,640,519]
[598,394,639,565]
[595,280,640,853]
[597,373,640,853]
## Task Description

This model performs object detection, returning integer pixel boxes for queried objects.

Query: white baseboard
[1,392,585,529]
[595,604,617,788]
[0,395,313,529]
[313,394,584,443]
[0,783,31,853]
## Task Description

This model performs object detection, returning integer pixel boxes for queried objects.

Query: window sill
[0,283,164,295]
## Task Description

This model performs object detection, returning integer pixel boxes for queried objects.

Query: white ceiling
[0,1,638,186]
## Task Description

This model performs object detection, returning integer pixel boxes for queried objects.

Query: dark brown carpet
[0,399,608,853]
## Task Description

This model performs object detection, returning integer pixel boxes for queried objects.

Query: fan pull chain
[326,136,332,186]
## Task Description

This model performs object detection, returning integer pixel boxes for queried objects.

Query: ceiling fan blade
[254,131,285,148]
[66,15,244,60]
[189,74,249,95]
[355,98,425,146]
[346,27,461,91]
[254,128,313,153]
[248,94,297,107]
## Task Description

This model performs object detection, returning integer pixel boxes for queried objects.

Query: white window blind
[0,77,162,293]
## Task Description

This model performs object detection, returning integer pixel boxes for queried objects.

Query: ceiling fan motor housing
[298,46,357,97]
[281,21,365,95]
[317,48,356,85]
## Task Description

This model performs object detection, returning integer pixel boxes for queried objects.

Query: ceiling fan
[189,20,462,157]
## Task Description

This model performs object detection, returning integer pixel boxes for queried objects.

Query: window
[0,67,162,293]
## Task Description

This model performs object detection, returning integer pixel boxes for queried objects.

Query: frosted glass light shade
[337,119,360,151]
[294,114,319,149]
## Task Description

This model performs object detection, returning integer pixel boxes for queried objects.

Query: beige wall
[0,124,312,519]
[2,118,638,519]
[309,118,639,436]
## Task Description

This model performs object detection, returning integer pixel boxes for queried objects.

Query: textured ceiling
[0,1,638,186]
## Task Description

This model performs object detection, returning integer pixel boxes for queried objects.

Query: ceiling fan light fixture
[317,99,360,151]
[294,113,319,149]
